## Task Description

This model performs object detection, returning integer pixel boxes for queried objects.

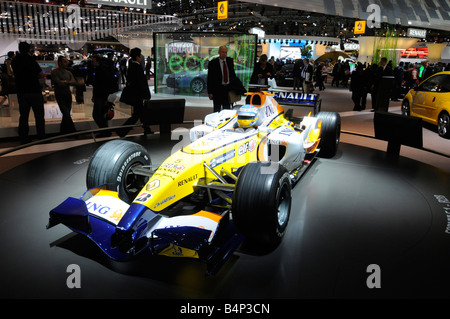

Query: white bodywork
[189,94,321,168]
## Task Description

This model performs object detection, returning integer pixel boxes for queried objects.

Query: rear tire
[317,111,341,158]
[232,162,292,248]
[86,140,151,203]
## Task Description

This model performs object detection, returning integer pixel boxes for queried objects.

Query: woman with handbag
[118,47,151,137]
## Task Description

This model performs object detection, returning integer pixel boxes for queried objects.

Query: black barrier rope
[1,126,448,163]
[0,124,140,157]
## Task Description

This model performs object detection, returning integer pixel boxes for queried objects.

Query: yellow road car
[402,71,450,138]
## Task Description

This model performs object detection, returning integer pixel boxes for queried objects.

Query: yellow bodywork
[132,91,321,215]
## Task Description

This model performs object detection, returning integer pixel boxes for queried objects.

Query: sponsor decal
[117,151,143,182]
[146,179,160,192]
[88,0,152,10]
[157,163,185,176]
[135,192,152,203]
[265,103,276,117]
[154,195,176,209]
[189,130,235,151]
[109,209,126,223]
[268,139,288,146]
[86,201,111,215]
[161,163,185,171]
[178,174,198,187]
[278,128,295,136]
[210,149,235,168]
[153,171,176,180]
[86,193,129,225]
[238,140,257,156]
[272,92,318,106]
[434,195,450,234]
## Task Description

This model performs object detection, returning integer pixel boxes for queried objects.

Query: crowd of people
[0,41,155,143]
[260,55,450,112]
[2,40,450,144]
[349,59,450,111]
[259,56,338,93]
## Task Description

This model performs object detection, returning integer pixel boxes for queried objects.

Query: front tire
[232,162,292,248]
[438,111,450,138]
[317,112,341,158]
[86,140,151,203]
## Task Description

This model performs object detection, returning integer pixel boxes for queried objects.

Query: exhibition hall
[1,0,450,303]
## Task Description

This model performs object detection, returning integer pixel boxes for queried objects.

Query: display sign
[354,20,366,34]
[153,32,257,96]
[87,0,152,10]
[249,27,265,39]
[400,47,428,59]
[217,1,228,20]
[407,28,427,38]
[280,46,301,60]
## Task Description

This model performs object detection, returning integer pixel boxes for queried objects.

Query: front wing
[47,187,243,275]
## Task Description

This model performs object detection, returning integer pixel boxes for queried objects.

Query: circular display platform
[1,135,449,299]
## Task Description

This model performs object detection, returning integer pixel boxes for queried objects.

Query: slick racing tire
[317,111,341,158]
[86,140,151,203]
[232,162,292,248]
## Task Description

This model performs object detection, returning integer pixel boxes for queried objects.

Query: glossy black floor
[1,133,450,299]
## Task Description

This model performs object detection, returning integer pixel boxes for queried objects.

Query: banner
[88,0,152,10]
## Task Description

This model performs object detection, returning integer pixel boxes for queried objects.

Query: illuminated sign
[218,1,228,20]
[88,0,152,10]
[400,47,428,59]
[154,32,257,95]
[354,20,366,34]
[407,28,427,38]
[250,27,265,39]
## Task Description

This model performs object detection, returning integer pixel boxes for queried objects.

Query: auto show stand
[1,134,449,300]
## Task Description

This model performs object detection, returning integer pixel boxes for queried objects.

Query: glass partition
[153,32,258,96]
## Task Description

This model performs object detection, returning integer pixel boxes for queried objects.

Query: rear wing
[271,91,321,115]
[246,84,321,114]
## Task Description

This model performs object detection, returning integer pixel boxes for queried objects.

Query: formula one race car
[47,89,341,274]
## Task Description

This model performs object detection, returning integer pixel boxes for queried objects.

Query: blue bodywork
[47,187,243,275]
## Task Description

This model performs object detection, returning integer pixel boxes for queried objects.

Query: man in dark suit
[371,57,393,111]
[207,45,237,113]
[12,42,46,144]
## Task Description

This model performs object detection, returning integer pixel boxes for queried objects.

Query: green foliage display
[372,27,399,66]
